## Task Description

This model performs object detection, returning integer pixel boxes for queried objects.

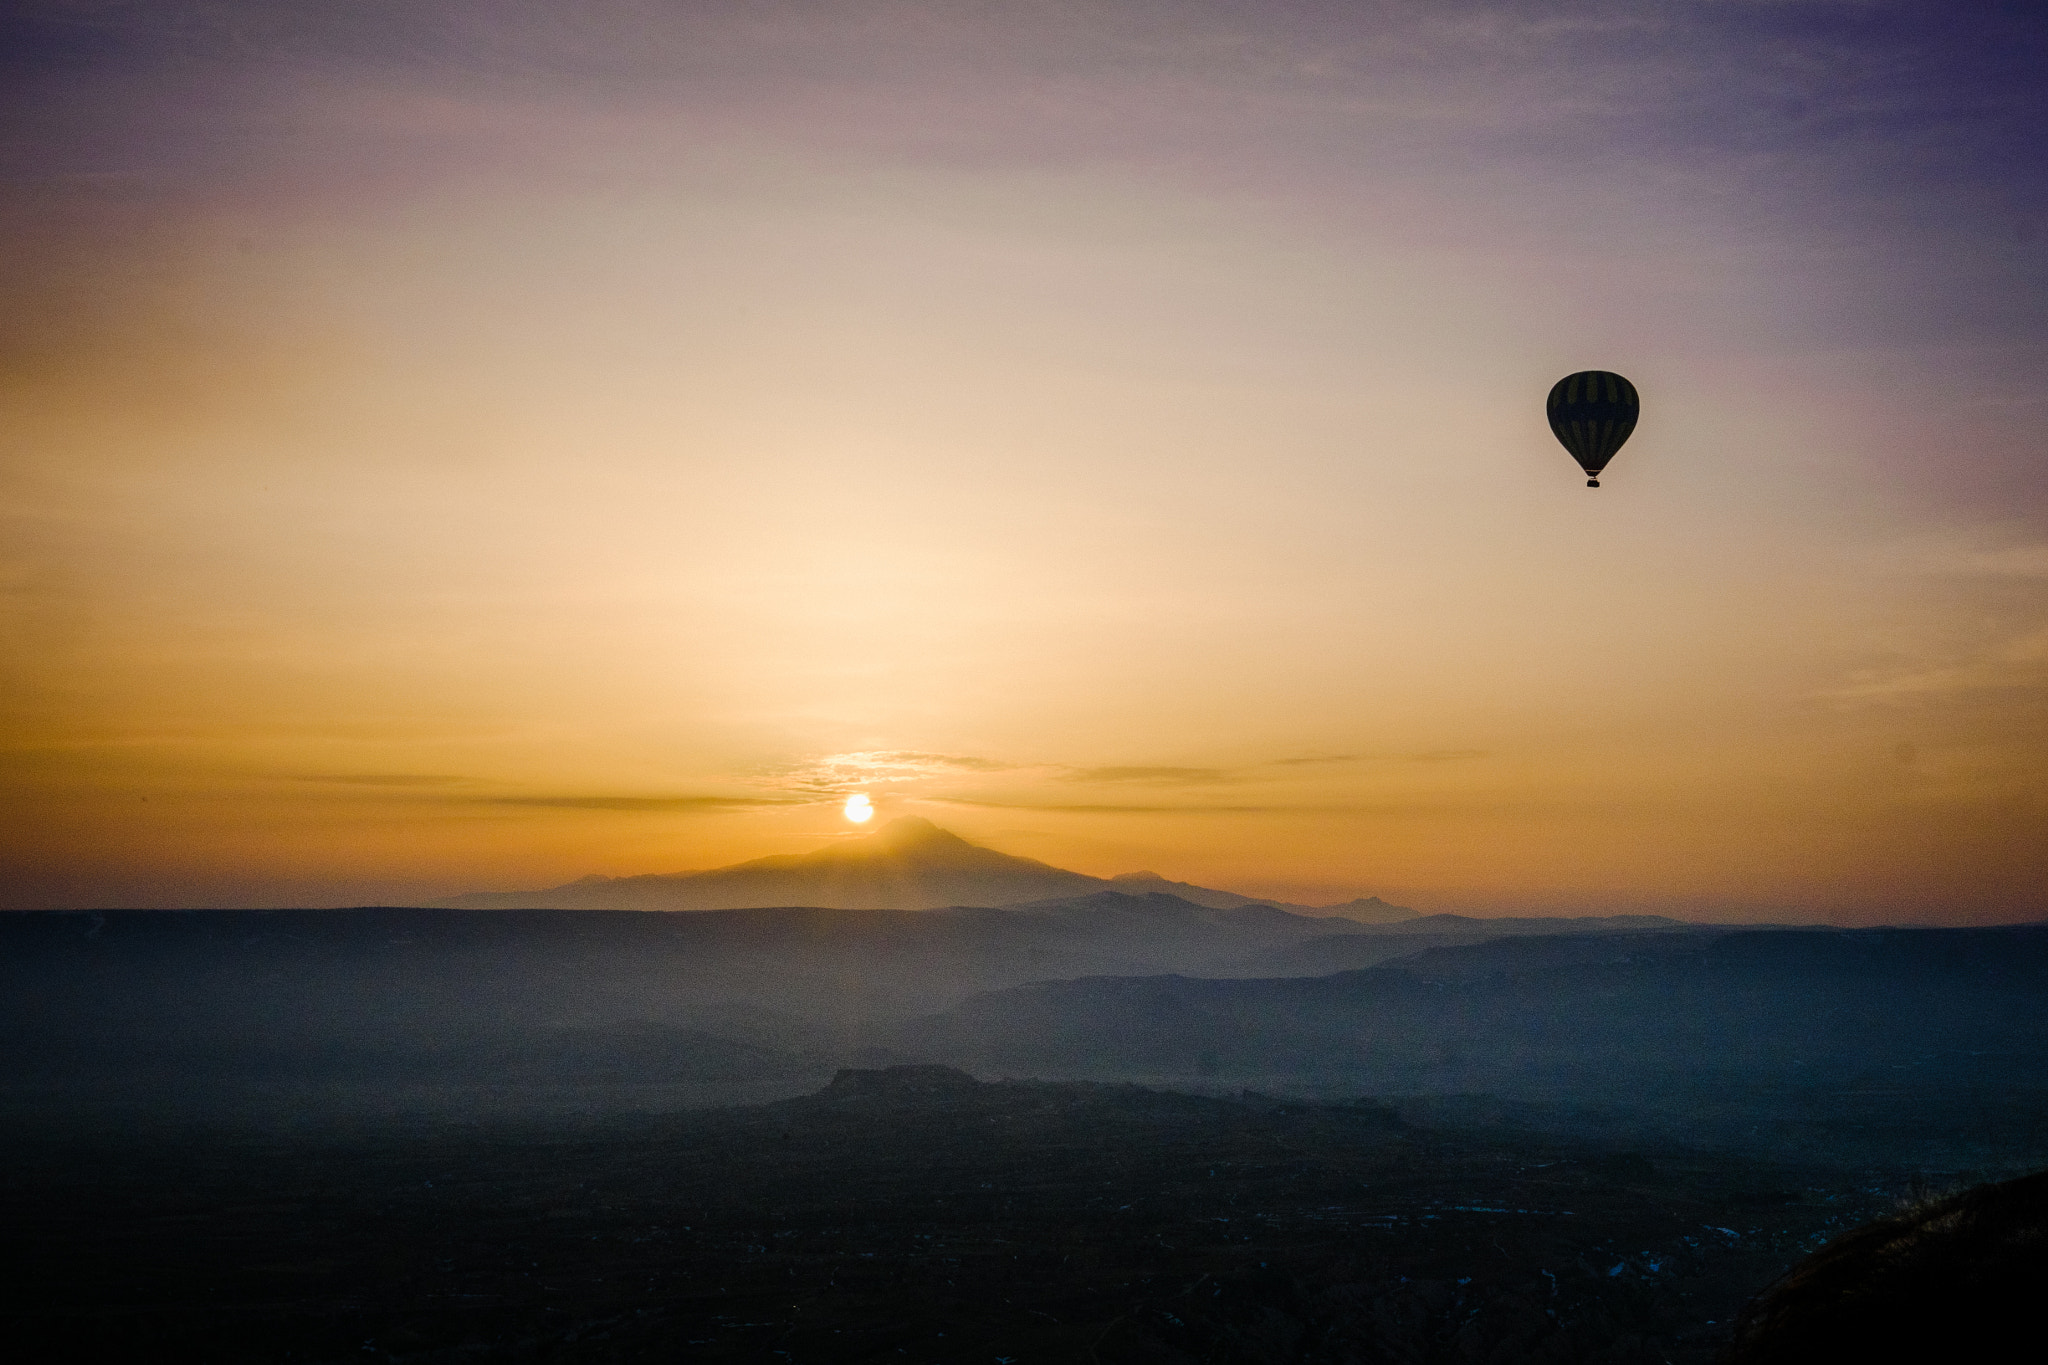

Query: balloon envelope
[1547,371,1639,479]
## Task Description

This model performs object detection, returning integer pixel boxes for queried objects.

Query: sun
[842,793,873,823]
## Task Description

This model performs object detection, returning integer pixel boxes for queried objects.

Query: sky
[3,0,2045,920]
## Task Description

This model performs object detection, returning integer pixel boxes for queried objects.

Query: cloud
[865,750,1019,773]
[1062,765,1237,785]
[764,750,1492,802]
[477,795,810,812]
[760,751,1027,793]
[1258,751,1485,770]
[292,773,467,786]
[1832,627,2048,700]
[929,797,1330,815]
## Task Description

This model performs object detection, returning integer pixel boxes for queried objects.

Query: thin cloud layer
[479,795,810,812]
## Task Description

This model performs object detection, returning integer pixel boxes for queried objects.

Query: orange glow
[1,6,2043,924]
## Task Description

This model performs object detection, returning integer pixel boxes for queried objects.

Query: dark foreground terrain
[1,1067,1983,1364]
[8,910,2045,1359]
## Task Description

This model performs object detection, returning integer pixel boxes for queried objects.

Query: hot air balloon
[1547,370,1638,487]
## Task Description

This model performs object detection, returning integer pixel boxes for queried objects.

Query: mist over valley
[9,833,2047,1362]
[8,823,2041,1165]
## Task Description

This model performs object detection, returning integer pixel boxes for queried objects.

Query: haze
[3,1,2045,921]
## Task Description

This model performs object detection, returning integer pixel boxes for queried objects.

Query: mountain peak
[1102,869,1277,911]
[438,818,1363,916]
[439,816,1105,910]
[870,815,960,848]
[1317,895,1420,924]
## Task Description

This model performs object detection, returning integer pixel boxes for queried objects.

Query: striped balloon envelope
[1546,371,1639,487]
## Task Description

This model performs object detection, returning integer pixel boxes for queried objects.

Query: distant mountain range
[10,900,2042,1163]
[437,816,1419,921]
[885,926,2048,1132]
[0,892,1720,1090]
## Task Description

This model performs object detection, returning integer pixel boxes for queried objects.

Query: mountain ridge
[437,816,1420,920]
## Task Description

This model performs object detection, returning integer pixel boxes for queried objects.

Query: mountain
[11,906,2044,1163]
[438,817,1421,918]
[0,893,1418,1104]
[1103,874,1419,923]
[1328,911,1693,936]
[0,896,1708,1075]
[1310,896,1419,923]
[1106,870,1278,909]
[439,817,1104,911]
[881,924,2048,1158]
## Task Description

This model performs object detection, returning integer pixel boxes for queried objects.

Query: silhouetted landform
[0,893,1450,1079]
[6,908,2045,1167]
[1105,872,1416,923]
[1725,1169,2048,1363]
[439,817,1099,910]
[9,908,2048,1360]
[1309,895,1419,923]
[436,816,1419,919]
[2,1066,1929,1363]
[1108,868,1297,908]
[886,925,2048,1162]
[1343,911,1696,936]
[0,893,1665,1081]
